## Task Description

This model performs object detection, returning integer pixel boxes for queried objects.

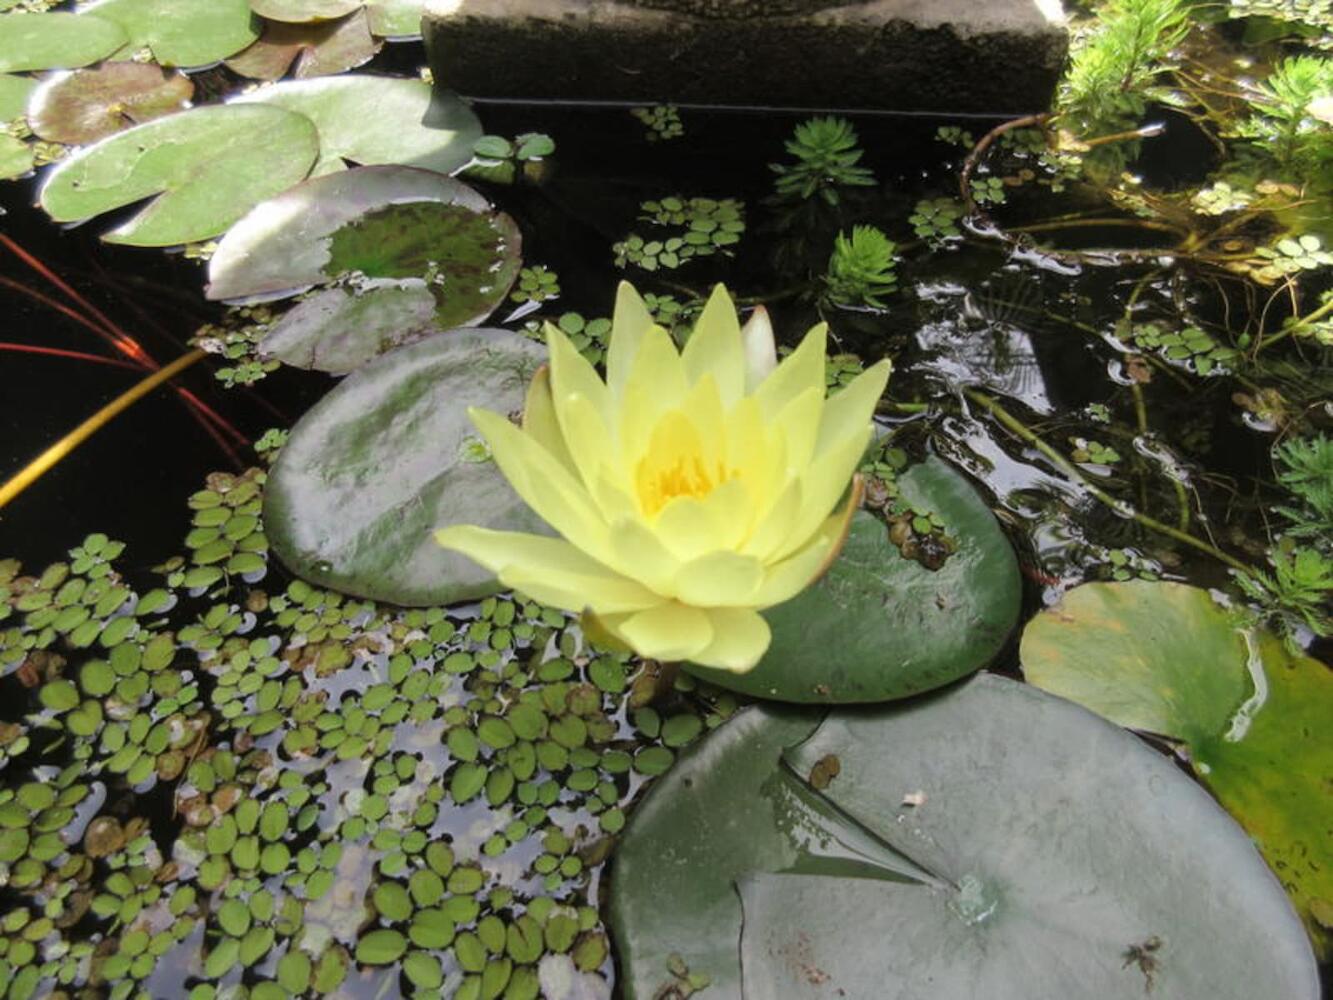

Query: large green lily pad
[229,76,479,177]
[225,10,379,80]
[264,328,551,606]
[29,62,193,144]
[79,0,258,67]
[258,284,440,373]
[608,674,1320,999]
[686,457,1021,702]
[249,0,360,21]
[0,133,32,180]
[1021,580,1333,953]
[0,13,126,73]
[363,0,424,37]
[39,104,319,246]
[0,74,36,120]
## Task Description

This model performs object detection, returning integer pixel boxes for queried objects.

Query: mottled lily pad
[686,457,1020,702]
[0,12,127,73]
[249,0,360,21]
[229,76,479,177]
[28,62,193,144]
[0,133,32,180]
[0,74,38,120]
[1021,580,1333,954]
[39,104,319,246]
[609,674,1321,1000]
[78,0,259,68]
[225,9,379,80]
[264,327,551,606]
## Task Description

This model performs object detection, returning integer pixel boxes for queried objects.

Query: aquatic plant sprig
[436,282,891,672]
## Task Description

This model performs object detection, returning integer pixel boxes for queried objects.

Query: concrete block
[424,0,1068,114]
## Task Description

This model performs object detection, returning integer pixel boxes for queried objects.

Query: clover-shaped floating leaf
[28,63,193,145]
[608,674,1321,999]
[206,165,521,370]
[0,74,36,119]
[225,10,379,81]
[39,104,319,246]
[264,327,551,606]
[79,0,259,68]
[0,12,126,73]
[686,458,1020,703]
[1021,580,1333,954]
[229,76,480,177]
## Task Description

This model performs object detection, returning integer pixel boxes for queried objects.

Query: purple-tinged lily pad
[28,62,193,144]
[225,9,379,80]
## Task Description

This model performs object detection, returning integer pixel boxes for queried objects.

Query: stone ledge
[424,0,1068,113]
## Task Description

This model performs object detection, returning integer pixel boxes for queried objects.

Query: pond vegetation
[0,0,1331,996]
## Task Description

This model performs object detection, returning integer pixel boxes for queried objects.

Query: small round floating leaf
[609,676,1320,1000]
[403,951,443,990]
[686,458,1020,703]
[217,899,251,937]
[355,928,406,965]
[229,76,479,176]
[249,0,360,22]
[373,881,411,921]
[263,327,549,606]
[0,13,126,73]
[204,937,240,979]
[40,679,79,711]
[226,10,380,81]
[1022,580,1333,952]
[29,62,193,145]
[39,104,319,247]
[78,0,259,68]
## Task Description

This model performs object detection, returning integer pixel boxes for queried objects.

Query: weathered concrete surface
[424,0,1068,113]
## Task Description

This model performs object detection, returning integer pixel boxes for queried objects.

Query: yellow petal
[606,517,681,595]
[681,284,745,407]
[546,321,611,431]
[615,602,714,661]
[432,526,659,612]
[689,607,772,672]
[773,422,872,562]
[673,551,764,606]
[607,281,656,400]
[740,305,777,392]
[740,477,802,560]
[521,366,577,478]
[653,478,752,561]
[753,322,826,421]
[816,358,890,454]
[619,325,688,463]
[559,392,618,495]
[771,384,824,475]
[468,408,610,562]
[752,477,861,607]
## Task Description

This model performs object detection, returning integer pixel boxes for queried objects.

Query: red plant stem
[0,232,155,366]
[176,388,250,446]
[0,342,143,370]
[0,275,149,361]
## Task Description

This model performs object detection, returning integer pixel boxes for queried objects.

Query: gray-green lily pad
[0,74,37,120]
[686,457,1020,702]
[259,284,439,374]
[0,133,32,180]
[608,674,1321,1000]
[225,10,379,80]
[0,13,127,73]
[249,0,360,21]
[363,0,424,37]
[29,62,193,144]
[79,0,259,68]
[1021,580,1333,955]
[39,103,319,246]
[264,327,551,606]
[229,76,479,177]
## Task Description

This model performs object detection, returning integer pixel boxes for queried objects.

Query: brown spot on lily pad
[29,62,192,145]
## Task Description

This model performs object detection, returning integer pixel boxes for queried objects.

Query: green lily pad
[78,0,259,68]
[249,0,360,21]
[28,62,193,145]
[264,327,551,606]
[0,74,37,120]
[258,284,439,373]
[0,133,32,180]
[0,13,127,73]
[1021,580,1333,954]
[39,103,319,246]
[362,0,424,37]
[229,76,479,177]
[608,674,1320,999]
[686,457,1020,702]
[225,10,379,81]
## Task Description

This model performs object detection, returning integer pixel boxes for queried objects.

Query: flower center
[633,411,728,516]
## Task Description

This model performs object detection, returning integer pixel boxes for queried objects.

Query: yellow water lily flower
[434,282,890,672]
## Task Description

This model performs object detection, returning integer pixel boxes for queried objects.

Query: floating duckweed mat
[0,463,751,999]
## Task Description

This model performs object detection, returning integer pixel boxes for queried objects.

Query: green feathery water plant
[1273,433,1333,546]
[769,116,876,205]
[1236,55,1333,183]
[823,225,898,308]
